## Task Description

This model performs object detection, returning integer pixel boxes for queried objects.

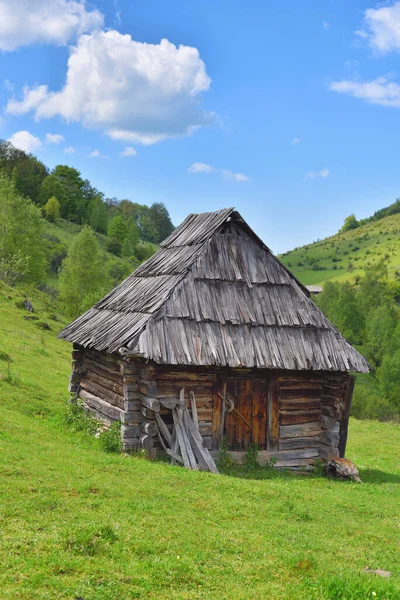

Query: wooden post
[120,358,144,453]
[69,343,84,394]
[267,376,279,452]
[338,375,355,458]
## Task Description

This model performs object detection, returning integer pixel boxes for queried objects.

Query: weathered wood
[140,420,158,437]
[280,409,321,426]
[158,398,181,409]
[124,399,141,412]
[338,375,355,458]
[138,379,158,397]
[279,422,321,439]
[79,389,123,421]
[155,413,172,446]
[139,434,154,449]
[140,396,160,412]
[121,424,141,439]
[190,390,199,429]
[319,446,339,460]
[183,410,218,473]
[320,430,340,447]
[279,436,320,450]
[80,378,123,408]
[141,406,155,419]
[172,408,191,468]
[166,448,184,464]
[267,377,279,451]
[319,415,340,432]
[274,458,317,468]
[280,398,321,411]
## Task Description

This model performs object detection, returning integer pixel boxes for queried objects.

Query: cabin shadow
[358,468,400,484]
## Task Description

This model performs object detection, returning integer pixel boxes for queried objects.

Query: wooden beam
[267,377,279,451]
[338,375,355,458]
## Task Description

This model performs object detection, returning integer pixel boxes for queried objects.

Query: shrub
[98,421,122,453]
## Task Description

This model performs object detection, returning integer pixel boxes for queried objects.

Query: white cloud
[357,2,400,53]
[305,168,329,180]
[322,21,329,30]
[64,146,75,154]
[6,30,213,145]
[45,133,64,144]
[89,149,109,159]
[120,146,137,157]
[188,162,250,182]
[292,137,302,145]
[8,130,41,152]
[330,76,400,107]
[0,0,103,51]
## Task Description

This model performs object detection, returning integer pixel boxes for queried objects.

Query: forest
[0,140,173,317]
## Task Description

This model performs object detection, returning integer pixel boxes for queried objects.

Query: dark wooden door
[220,377,268,451]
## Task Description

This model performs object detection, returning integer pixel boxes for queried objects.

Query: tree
[341,214,360,233]
[121,219,140,257]
[149,202,174,242]
[52,165,86,222]
[39,175,67,212]
[59,226,106,318]
[108,215,128,243]
[0,140,48,204]
[43,196,60,222]
[0,175,46,285]
[88,195,108,233]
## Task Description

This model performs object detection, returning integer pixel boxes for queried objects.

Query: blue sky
[2,1,400,252]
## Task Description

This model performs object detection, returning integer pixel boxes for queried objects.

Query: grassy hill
[279,213,400,286]
[0,281,399,599]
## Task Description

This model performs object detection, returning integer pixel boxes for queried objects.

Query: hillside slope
[279,213,400,286]
[0,282,399,599]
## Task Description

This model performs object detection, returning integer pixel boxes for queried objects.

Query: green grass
[279,212,400,286]
[0,283,399,599]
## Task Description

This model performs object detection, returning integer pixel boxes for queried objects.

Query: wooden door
[214,377,268,451]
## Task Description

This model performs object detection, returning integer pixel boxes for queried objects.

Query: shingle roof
[58,208,370,372]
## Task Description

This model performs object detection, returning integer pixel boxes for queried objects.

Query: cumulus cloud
[6,30,213,145]
[8,130,41,152]
[64,146,76,154]
[89,149,109,159]
[45,133,64,144]
[188,162,250,182]
[305,168,329,180]
[120,146,137,157]
[0,0,103,51]
[330,76,400,107]
[292,137,302,145]
[357,2,400,53]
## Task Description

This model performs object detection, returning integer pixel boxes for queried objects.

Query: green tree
[365,302,398,367]
[149,202,174,242]
[0,140,48,204]
[52,165,86,223]
[88,195,108,233]
[43,196,60,222]
[59,226,106,318]
[39,175,67,212]
[108,215,128,243]
[0,175,46,285]
[341,214,360,233]
[121,219,140,257]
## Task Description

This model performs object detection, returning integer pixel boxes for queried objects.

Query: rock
[323,457,361,483]
[24,299,33,312]
[364,567,391,578]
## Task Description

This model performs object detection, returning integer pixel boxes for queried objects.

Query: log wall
[68,347,354,467]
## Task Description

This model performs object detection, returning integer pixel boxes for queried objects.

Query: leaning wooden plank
[172,408,191,468]
[176,407,198,470]
[190,391,199,429]
[155,413,172,446]
[166,449,184,464]
[184,411,218,473]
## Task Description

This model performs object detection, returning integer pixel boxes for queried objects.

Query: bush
[64,397,98,435]
[98,421,122,453]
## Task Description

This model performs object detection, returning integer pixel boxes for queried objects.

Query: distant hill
[279,212,400,286]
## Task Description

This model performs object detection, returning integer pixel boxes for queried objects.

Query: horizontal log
[124,399,141,412]
[319,416,340,432]
[138,379,157,397]
[274,459,317,468]
[319,446,339,460]
[279,398,321,411]
[85,349,121,368]
[320,431,340,447]
[321,404,341,419]
[123,438,140,452]
[279,422,321,439]
[140,420,158,437]
[82,357,123,385]
[82,369,123,396]
[84,406,113,426]
[141,396,160,412]
[120,411,143,425]
[80,378,123,409]
[121,424,141,439]
[139,434,154,449]
[124,390,142,401]
[79,389,123,421]
[280,410,321,426]
[279,437,320,450]
[141,407,155,419]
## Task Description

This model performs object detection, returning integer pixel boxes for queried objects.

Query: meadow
[0,282,399,599]
[279,212,400,286]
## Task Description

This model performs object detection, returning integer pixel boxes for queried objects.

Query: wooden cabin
[59,208,370,470]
